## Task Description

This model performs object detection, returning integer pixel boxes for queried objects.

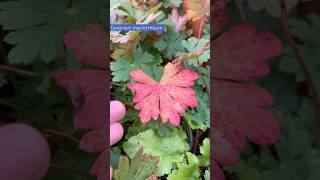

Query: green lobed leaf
[204,169,210,180]
[110,48,154,82]
[198,138,210,167]
[183,112,207,131]
[167,152,200,180]
[225,157,260,180]
[290,14,320,49]
[110,147,122,169]
[154,31,184,59]
[260,128,320,180]
[36,74,52,94]
[0,0,63,30]
[182,37,208,52]
[278,15,320,94]
[0,0,105,64]
[181,37,210,66]
[113,148,159,180]
[123,128,189,176]
[141,64,164,82]
[184,92,209,131]
[196,66,210,91]
[279,46,319,82]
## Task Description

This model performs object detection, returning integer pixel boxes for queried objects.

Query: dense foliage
[0,0,211,179]
[213,0,320,180]
[0,0,319,180]
[110,0,210,179]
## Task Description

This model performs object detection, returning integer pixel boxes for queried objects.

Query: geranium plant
[109,0,211,179]
[0,0,320,180]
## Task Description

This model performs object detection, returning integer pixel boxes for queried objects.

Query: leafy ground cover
[0,0,319,180]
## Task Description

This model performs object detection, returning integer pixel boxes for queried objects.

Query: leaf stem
[0,64,35,77]
[122,101,135,108]
[0,100,60,126]
[182,118,193,148]
[192,130,203,153]
[279,0,320,148]
[196,60,209,94]
[0,99,29,113]
[111,82,124,86]
[44,129,80,145]
[196,16,209,38]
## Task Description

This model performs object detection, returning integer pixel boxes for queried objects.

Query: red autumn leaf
[212,21,282,150]
[211,2,282,177]
[213,23,282,150]
[213,22,283,81]
[213,79,280,149]
[91,150,107,180]
[183,0,210,38]
[54,25,108,180]
[54,70,107,130]
[64,24,107,68]
[79,124,107,152]
[56,25,107,130]
[128,62,198,126]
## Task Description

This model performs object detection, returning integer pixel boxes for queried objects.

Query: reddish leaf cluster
[128,62,198,126]
[54,25,108,180]
[53,2,283,179]
[211,1,283,179]
[169,7,187,32]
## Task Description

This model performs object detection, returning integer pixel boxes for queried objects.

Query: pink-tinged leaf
[91,150,107,180]
[213,161,225,180]
[110,32,131,44]
[79,124,107,152]
[59,25,109,180]
[213,22,283,81]
[169,8,187,32]
[213,129,237,165]
[64,25,106,68]
[130,69,157,85]
[183,0,210,38]
[191,17,207,38]
[54,70,107,129]
[128,63,198,126]
[213,79,280,150]
[211,13,282,178]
